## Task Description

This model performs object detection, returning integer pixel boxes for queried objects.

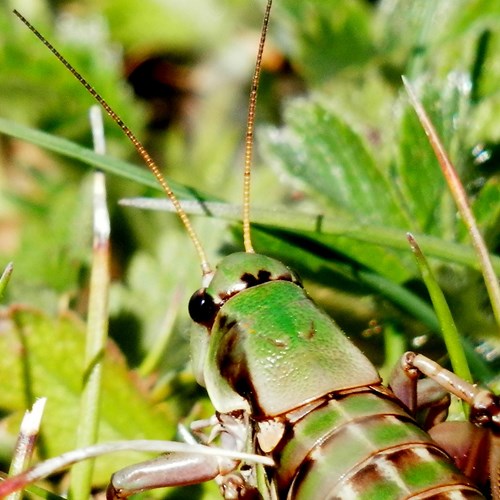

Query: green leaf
[0,307,177,486]
[472,178,500,246]
[276,0,375,84]
[261,98,413,281]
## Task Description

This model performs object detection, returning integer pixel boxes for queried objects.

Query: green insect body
[196,252,379,417]
[186,252,487,499]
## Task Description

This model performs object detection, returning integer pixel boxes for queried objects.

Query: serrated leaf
[277,0,375,84]
[265,100,407,225]
[261,99,413,282]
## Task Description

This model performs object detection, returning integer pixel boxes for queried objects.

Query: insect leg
[401,351,500,429]
[107,452,227,499]
[395,351,500,498]
[107,412,263,499]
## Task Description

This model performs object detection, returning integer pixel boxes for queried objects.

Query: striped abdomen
[272,386,484,499]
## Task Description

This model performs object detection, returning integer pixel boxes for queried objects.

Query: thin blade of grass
[379,323,407,383]
[0,117,207,201]
[408,233,472,416]
[0,262,14,299]
[69,107,111,500]
[403,77,500,336]
[7,398,46,500]
[121,198,500,275]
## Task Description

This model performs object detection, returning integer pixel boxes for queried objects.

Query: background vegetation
[0,0,499,497]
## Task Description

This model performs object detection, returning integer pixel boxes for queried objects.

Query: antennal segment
[13,9,212,277]
[242,0,273,253]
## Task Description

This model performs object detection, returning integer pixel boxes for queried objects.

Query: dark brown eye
[188,288,218,327]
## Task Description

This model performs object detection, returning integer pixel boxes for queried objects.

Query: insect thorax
[197,253,380,417]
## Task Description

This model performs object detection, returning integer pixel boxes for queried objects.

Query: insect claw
[469,391,500,430]
[401,351,420,379]
[106,483,126,500]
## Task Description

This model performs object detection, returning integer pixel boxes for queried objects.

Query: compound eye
[188,288,218,327]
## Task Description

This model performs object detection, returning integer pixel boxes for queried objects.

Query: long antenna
[242,0,273,253]
[13,9,212,277]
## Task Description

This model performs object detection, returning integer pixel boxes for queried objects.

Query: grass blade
[69,107,111,500]
[403,77,500,336]
[7,398,46,500]
[0,262,14,299]
[408,233,472,416]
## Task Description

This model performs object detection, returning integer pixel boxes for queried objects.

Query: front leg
[107,411,263,499]
[107,452,230,499]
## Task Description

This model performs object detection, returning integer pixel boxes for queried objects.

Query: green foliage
[0,308,177,485]
[0,0,499,497]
